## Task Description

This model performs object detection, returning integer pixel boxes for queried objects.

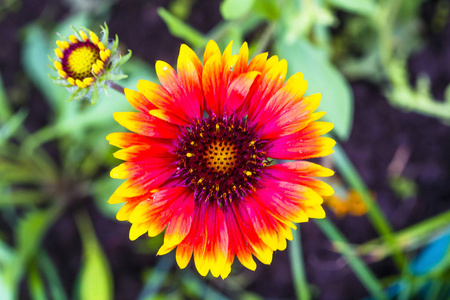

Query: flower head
[50,24,131,104]
[107,41,336,278]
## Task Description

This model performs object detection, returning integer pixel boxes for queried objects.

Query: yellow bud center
[63,42,100,80]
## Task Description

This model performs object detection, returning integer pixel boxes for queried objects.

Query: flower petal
[202,53,226,116]
[106,132,169,149]
[248,57,287,123]
[124,88,157,113]
[225,71,260,116]
[113,112,179,139]
[203,40,221,65]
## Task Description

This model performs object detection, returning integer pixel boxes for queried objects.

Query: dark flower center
[175,117,270,205]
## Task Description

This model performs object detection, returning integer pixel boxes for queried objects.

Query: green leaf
[28,263,47,300]
[0,190,47,207]
[0,160,44,184]
[0,240,14,264]
[76,213,113,300]
[53,13,91,38]
[3,207,60,298]
[39,252,68,300]
[253,0,280,20]
[0,73,12,123]
[274,37,354,140]
[220,0,255,20]
[325,0,377,16]
[357,210,450,259]
[0,275,13,300]
[16,208,59,263]
[157,7,206,48]
[0,109,27,145]
[22,24,67,111]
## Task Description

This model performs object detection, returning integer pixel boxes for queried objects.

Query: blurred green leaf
[53,13,92,38]
[168,0,195,20]
[76,212,113,300]
[16,208,59,263]
[239,293,264,300]
[0,240,14,264]
[0,161,42,184]
[325,0,377,16]
[1,207,60,298]
[22,25,68,113]
[0,73,12,123]
[357,210,450,260]
[39,252,68,300]
[0,274,13,300]
[220,0,255,20]
[28,263,46,300]
[157,7,207,48]
[389,175,418,200]
[0,109,27,145]
[0,189,47,207]
[253,0,280,20]
[275,37,354,140]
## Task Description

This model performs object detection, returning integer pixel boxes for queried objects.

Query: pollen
[65,42,100,80]
[206,140,237,173]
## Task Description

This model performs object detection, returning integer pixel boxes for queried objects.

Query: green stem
[315,219,388,300]
[289,228,311,300]
[357,210,450,258]
[333,144,407,271]
[378,0,405,67]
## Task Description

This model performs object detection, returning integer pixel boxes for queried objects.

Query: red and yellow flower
[108,41,335,278]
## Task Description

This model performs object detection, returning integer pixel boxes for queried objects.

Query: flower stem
[289,228,311,300]
[333,144,408,271]
[315,219,388,300]
[109,82,125,94]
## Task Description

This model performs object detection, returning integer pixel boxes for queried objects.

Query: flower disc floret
[175,116,270,204]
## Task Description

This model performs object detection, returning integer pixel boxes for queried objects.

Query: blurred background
[0,0,450,299]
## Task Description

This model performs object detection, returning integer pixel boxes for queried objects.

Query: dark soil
[1,0,449,299]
